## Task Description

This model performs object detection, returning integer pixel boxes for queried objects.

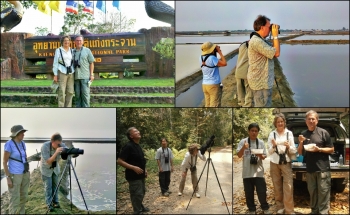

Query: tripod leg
[186,159,209,210]
[205,158,210,196]
[210,161,230,215]
[45,160,70,215]
[70,161,90,213]
[69,161,72,211]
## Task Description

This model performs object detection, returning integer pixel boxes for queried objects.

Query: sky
[176,1,349,31]
[8,1,174,35]
[1,108,116,138]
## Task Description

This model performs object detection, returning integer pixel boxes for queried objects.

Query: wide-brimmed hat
[201,42,217,55]
[188,143,201,153]
[10,125,28,137]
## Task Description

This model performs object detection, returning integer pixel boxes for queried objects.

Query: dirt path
[233,155,350,214]
[117,146,232,214]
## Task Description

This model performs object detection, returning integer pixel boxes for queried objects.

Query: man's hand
[182,172,187,177]
[244,141,249,149]
[298,135,306,144]
[309,146,319,152]
[132,166,144,174]
[7,177,13,188]
[55,147,63,154]
[171,166,174,172]
[90,75,94,81]
[159,167,163,173]
[53,75,58,82]
[271,24,279,37]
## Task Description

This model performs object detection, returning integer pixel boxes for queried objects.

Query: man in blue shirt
[3,125,30,214]
[200,42,227,107]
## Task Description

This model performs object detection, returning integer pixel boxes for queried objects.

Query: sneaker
[263,209,271,214]
[166,190,172,194]
[277,208,285,214]
[162,192,169,197]
[141,206,150,212]
[195,192,200,198]
[178,192,182,196]
[53,202,61,208]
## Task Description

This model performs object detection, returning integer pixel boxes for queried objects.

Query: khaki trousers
[270,162,294,214]
[202,84,222,107]
[8,172,30,214]
[236,78,253,107]
[179,170,199,193]
[58,71,74,107]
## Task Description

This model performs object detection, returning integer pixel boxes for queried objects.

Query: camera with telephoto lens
[269,23,281,34]
[200,135,215,155]
[60,147,84,160]
[250,154,258,164]
[279,153,287,165]
[73,60,80,69]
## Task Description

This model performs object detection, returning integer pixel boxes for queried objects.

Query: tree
[35,26,49,36]
[87,11,136,33]
[1,0,37,11]
[60,4,93,35]
[152,38,174,60]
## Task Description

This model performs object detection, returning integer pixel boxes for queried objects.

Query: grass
[0,102,174,107]
[1,78,174,87]
[0,91,174,97]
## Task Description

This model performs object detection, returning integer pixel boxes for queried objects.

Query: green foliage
[233,108,275,150]
[117,108,233,153]
[152,38,175,59]
[123,68,134,79]
[60,4,93,35]
[35,26,49,36]
[1,0,37,11]
[87,11,136,33]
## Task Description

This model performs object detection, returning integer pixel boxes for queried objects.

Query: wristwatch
[6,175,10,178]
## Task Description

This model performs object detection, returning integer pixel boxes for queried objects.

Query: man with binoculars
[247,15,281,107]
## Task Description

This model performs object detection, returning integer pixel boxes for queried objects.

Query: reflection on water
[279,44,349,106]
[293,35,349,40]
[0,142,116,211]
[176,55,238,107]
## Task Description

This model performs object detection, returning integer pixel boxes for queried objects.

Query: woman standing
[178,143,206,198]
[2,125,30,214]
[52,35,75,107]
[268,113,297,214]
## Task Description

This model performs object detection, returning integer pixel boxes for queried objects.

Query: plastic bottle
[339,154,344,166]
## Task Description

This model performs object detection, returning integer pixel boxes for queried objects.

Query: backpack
[235,40,250,79]
[201,54,218,68]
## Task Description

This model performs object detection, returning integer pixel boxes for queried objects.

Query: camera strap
[201,54,218,68]
[74,47,83,65]
[250,31,272,47]
[59,47,73,67]
[189,154,197,167]
[162,147,169,157]
[273,132,288,155]
[9,140,27,163]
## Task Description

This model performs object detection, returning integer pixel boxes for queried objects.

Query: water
[292,34,349,40]
[176,44,240,82]
[278,44,349,106]
[0,142,116,211]
[176,34,292,44]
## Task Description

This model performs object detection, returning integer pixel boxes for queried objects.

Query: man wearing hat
[40,132,66,212]
[178,143,207,198]
[3,125,30,214]
[200,41,227,107]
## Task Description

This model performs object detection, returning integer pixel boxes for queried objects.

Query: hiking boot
[195,192,200,198]
[178,192,182,196]
[166,190,172,194]
[53,202,61,208]
[162,192,169,197]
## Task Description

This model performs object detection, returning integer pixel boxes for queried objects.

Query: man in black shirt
[297,110,334,214]
[117,127,149,214]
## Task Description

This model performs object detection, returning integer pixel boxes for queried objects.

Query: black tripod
[186,147,230,214]
[45,155,89,214]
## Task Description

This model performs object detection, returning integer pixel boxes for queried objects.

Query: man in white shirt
[155,138,174,197]
[178,144,206,198]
